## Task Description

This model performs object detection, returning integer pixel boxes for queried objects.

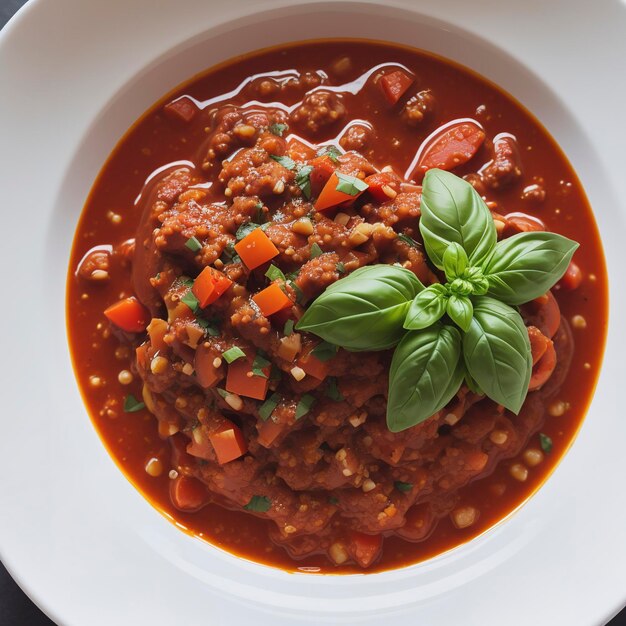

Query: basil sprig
[296,168,578,431]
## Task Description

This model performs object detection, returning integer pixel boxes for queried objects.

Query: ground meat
[339,123,374,152]
[290,90,346,134]
[401,90,436,126]
[480,133,523,189]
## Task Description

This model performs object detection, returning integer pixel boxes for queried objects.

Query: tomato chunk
[347,531,383,568]
[380,69,414,105]
[234,228,279,270]
[556,261,583,291]
[287,137,316,161]
[226,357,270,400]
[308,155,337,195]
[411,120,485,179]
[252,283,293,317]
[192,266,232,307]
[529,340,556,390]
[104,296,149,333]
[170,476,209,512]
[297,349,330,381]
[315,172,368,211]
[209,420,248,464]
[194,342,221,389]
[163,96,198,123]
[364,171,401,202]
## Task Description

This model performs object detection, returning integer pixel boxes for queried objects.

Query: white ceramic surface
[0,1,624,624]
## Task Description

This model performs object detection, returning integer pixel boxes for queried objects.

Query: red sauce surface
[67,40,607,573]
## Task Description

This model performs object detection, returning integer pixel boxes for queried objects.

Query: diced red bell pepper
[104,296,149,333]
[194,343,221,389]
[186,428,214,461]
[347,531,383,568]
[380,69,414,105]
[163,96,198,123]
[529,340,556,391]
[192,266,232,308]
[226,357,270,400]
[364,171,402,202]
[252,283,293,317]
[257,418,289,448]
[234,228,279,269]
[297,349,330,380]
[208,420,248,464]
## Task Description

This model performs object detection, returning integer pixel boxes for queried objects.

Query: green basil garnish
[482,231,579,305]
[244,495,271,512]
[185,236,202,252]
[123,394,145,413]
[252,352,271,378]
[335,172,369,196]
[316,145,341,163]
[222,347,246,363]
[296,265,423,351]
[259,392,281,421]
[403,284,447,330]
[446,295,473,332]
[310,341,338,361]
[325,377,343,402]
[387,324,464,432]
[283,319,295,336]
[336,262,346,275]
[419,169,496,269]
[397,233,420,249]
[295,164,314,199]
[463,297,532,414]
[235,221,268,241]
[310,242,323,259]
[181,290,200,313]
[270,154,297,170]
[394,481,413,493]
[539,432,553,453]
[265,264,286,282]
[295,394,316,420]
[269,123,288,137]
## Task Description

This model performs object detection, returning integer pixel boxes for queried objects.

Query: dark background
[0,0,623,624]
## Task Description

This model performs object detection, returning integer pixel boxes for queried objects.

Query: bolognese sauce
[67,40,607,573]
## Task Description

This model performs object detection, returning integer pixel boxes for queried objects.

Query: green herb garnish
[295,394,316,420]
[196,316,220,336]
[283,319,295,336]
[325,377,343,402]
[269,123,288,137]
[398,233,420,249]
[259,392,281,421]
[316,145,341,163]
[310,242,323,259]
[123,394,145,413]
[181,290,200,313]
[265,264,286,282]
[235,221,268,241]
[244,495,271,512]
[310,341,338,362]
[220,242,241,264]
[328,496,339,505]
[539,432,553,453]
[394,481,413,493]
[296,169,578,432]
[295,164,314,199]
[222,347,246,363]
[336,262,346,275]
[270,154,297,170]
[185,236,202,252]
[335,172,369,196]
[252,352,271,378]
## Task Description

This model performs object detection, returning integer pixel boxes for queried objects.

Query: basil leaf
[443,242,468,281]
[244,495,271,512]
[539,432,553,453]
[310,242,323,259]
[252,352,271,378]
[463,296,532,414]
[222,347,246,363]
[335,172,369,196]
[185,236,202,252]
[295,164,313,199]
[325,377,343,401]
[310,341,338,361]
[403,284,447,330]
[446,295,473,332]
[297,265,423,351]
[181,290,200,313]
[259,392,281,421]
[269,123,288,137]
[482,231,579,305]
[316,145,341,162]
[197,316,220,336]
[387,324,464,432]
[236,221,267,241]
[270,154,297,170]
[295,394,316,419]
[265,264,286,282]
[123,394,145,413]
[394,481,413,493]
[419,169,496,269]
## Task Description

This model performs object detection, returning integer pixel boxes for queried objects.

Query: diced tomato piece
[104,296,149,333]
[522,291,561,339]
[308,155,337,195]
[163,96,198,123]
[287,137,316,161]
[252,283,293,317]
[297,349,330,381]
[146,318,168,352]
[364,172,402,202]
[208,420,248,464]
[226,357,270,400]
[527,325,550,365]
[186,428,215,461]
[380,69,414,105]
[315,172,368,211]
[170,475,210,512]
[192,266,232,308]
[556,261,583,291]
[347,531,383,568]
[135,343,149,370]
[411,120,485,179]
[194,343,221,389]
[234,228,279,269]
[395,503,434,542]
[529,340,556,390]
[257,418,289,448]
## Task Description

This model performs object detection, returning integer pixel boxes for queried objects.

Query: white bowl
[1,1,625,624]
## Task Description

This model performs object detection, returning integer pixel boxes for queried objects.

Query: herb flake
[335,172,369,196]
[236,221,267,241]
[398,233,420,248]
[270,154,297,171]
[123,394,145,413]
[222,347,246,364]
[185,236,202,252]
[394,481,413,493]
[283,319,295,336]
[244,495,271,512]
[252,352,271,378]
[316,145,341,163]
[311,341,338,362]
[325,377,343,402]
[295,164,314,199]
[310,242,323,259]
[539,432,553,454]
[295,394,316,420]
[336,262,346,275]
[181,290,200,313]
[259,392,281,421]
[265,264,286,282]
[269,123,288,137]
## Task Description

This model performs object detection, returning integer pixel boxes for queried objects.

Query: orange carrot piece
[234,228,279,269]
[380,70,414,105]
[314,172,368,211]
[226,357,270,400]
[209,421,248,464]
[192,266,232,307]
[104,296,149,333]
[194,343,221,388]
[252,283,293,317]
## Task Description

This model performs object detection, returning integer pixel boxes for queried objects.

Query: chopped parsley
[316,145,342,163]
[311,341,338,362]
[270,154,297,170]
[295,164,314,199]
[269,123,288,137]
[335,172,369,196]
[295,394,316,420]
[196,316,219,336]
[283,319,295,336]
[235,221,268,241]
[181,290,200,313]
[336,262,346,275]
[310,242,323,259]
[259,392,281,421]
[123,394,145,413]
[252,352,271,378]
[222,347,246,363]
[325,377,343,402]
[539,433,553,454]
[288,280,305,305]
[220,242,241,264]
[394,481,413,493]
[244,495,271,512]
[398,233,420,248]
[185,236,202,252]
[265,264,286,282]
